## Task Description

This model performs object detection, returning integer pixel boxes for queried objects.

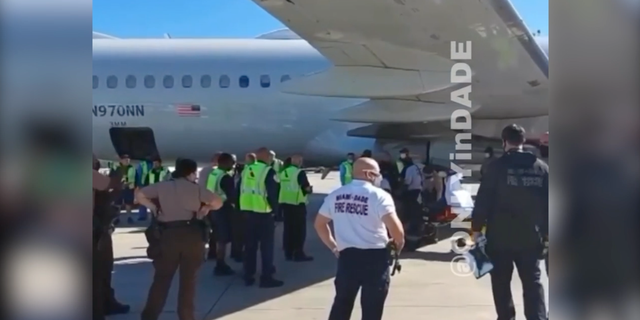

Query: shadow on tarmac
[110,193,337,320]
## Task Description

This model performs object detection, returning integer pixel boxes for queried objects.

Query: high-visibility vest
[147,168,168,185]
[206,168,227,200]
[278,166,307,205]
[396,160,405,175]
[239,162,272,213]
[139,162,150,184]
[115,164,136,188]
[340,161,353,185]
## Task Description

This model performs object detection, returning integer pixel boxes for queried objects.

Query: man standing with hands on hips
[314,157,405,320]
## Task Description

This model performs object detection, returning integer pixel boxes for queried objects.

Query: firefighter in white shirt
[314,157,405,320]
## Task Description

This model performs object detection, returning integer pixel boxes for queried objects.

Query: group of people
[93,123,549,320]
[92,147,316,320]
[197,149,314,280]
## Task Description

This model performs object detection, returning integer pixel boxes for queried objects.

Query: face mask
[437,171,447,178]
[400,153,407,159]
[373,174,383,187]
[485,153,491,158]
[347,159,353,163]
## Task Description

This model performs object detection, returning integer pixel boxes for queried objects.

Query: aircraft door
[109,127,159,160]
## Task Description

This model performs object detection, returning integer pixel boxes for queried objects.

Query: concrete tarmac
[109,172,547,320]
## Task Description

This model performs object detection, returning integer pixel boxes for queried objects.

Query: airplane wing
[253,0,548,122]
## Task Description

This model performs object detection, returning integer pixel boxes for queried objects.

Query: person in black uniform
[211,153,238,276]
[93,156,131,319]
[471,124,549,320]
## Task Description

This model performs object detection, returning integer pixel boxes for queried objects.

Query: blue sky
[93,0,548,38]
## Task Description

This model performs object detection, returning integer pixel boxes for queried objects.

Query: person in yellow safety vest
[206,153,238,276]
[339,153,355,186]
[197,152,223,260]
[278,154,314,262]
[110,154,136,225]
[142,159,170,186]
[134,158,154,222]
[238,147,284,288]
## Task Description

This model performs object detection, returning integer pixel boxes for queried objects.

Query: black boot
[259,276,284,288]
[214,262,235,276]
[105,302,130,315]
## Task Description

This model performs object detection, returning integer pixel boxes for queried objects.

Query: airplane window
[200,75,211,88]
[92,75,99,89]
[182,75,193,88]
[219,75,230,88]
[239,75,249,88]
[125,75,137,89]
[260,75,271,88]
[163,75,174,88]
[280,75,291,82]
[106,75,118,89]
[144,75,155,88]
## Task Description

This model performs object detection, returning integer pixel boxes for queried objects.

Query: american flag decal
[174,104,201,117]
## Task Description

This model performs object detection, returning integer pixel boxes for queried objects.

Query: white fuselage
[92,38,549,165]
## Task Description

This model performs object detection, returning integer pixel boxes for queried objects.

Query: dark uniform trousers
[281,203,307,257]
[329,248,390,320]
[243,211,275,279]
[489,248,547,320]
[230,211,246,258]
[93,233,117,320]
[403,190,423,236]
[141,226,205,320]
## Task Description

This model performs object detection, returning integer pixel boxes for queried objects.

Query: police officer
[314,157,405,320]
[471,124,549,320]
[339,153,355,186]
[238,147,284,288]
[111,154,136,225]
[400,151,424,249]
[93,156,130,319]
[206,153,237,276]
[480,146,496,180]
[279,154,314,261]
[136,158,223,320]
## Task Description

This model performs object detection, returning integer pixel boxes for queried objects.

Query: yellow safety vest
[147,168,168,185]
[115,164,136,188]
[341,161,353,185]
[239,162,272,213]
[278,166,307,205]
[206,168,227,200]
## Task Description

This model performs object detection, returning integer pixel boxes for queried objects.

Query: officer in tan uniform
[136,158,223,320]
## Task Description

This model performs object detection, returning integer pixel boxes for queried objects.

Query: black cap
[399,148,409,153]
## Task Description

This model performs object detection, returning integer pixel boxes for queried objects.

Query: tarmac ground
[109,172,548,320]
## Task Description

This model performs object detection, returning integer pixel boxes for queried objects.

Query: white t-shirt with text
[319,180,395,251]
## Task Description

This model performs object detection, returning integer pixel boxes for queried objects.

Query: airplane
[93,0,549,167]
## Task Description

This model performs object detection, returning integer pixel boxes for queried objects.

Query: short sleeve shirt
[318,180,395,251]
[140,178,216,222]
